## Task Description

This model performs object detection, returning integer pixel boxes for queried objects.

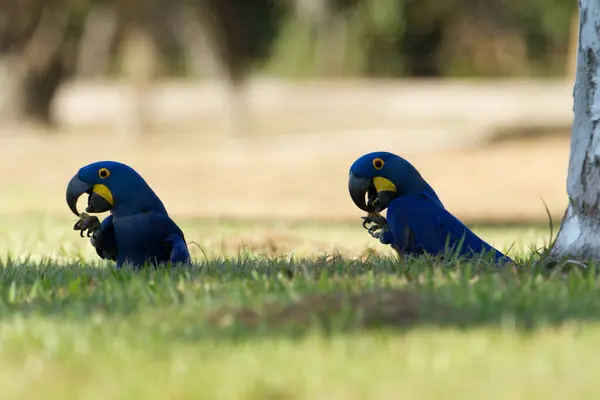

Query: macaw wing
[115,212,191,267]
[165,234,191,264]
[381,220,423,256]
[386,194,510,262]
[149,213,190,265]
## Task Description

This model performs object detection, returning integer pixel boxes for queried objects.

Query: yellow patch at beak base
[373,177,397,193]
[92,184,114,205]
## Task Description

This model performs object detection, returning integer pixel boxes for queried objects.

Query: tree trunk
[22,55,66,125]
[0,54,65,126]
[0,56,26,123]
[550,0,600,261]
[76,3,119,78]
[171,6,221,78]
[0,0,69,126]
[315,11,347,76]
[119,25,160,137]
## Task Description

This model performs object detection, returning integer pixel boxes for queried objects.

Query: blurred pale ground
[0,79,569,260]
[0,214,550,262]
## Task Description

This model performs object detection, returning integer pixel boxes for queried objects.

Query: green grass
[0,215,598,399]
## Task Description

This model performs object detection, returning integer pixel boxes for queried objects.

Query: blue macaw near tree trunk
[66,161,190,268]
[348,151,512,264]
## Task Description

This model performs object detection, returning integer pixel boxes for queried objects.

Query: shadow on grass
[201,286,599,340]
[189,251,600,338]
[208,288,433,331]
[188,263,600,340]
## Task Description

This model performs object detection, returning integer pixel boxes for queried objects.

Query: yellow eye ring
[98,168,111,179]
[373,158,384,170]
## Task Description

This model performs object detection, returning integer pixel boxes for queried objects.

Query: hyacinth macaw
[66,161,190,268]
[348,151,512,264]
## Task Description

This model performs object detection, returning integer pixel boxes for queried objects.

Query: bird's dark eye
[98,168,111,179]
[373,158,384,170]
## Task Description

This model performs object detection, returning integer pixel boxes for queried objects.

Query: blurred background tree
[0,0,577,127]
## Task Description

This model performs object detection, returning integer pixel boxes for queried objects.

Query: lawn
[0,215,598,399]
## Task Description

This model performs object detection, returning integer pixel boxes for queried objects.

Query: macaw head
[348,151,436,213]
[66,161,167,217]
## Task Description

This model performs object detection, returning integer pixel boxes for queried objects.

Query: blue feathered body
[97,212,190,268]
[381,192,511,263]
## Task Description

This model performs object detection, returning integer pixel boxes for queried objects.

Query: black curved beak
[66,175,92,216]
[348,171,374,213]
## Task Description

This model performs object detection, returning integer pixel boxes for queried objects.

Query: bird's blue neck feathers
[387,155,444,207]
[111,181,168,218]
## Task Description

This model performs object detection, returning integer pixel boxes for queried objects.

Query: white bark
[551,0,600,260]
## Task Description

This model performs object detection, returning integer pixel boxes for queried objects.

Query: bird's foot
[73,212,101,238]
[361,212,388,239]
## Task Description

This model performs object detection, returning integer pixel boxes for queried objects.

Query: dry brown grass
[0,126,569,223]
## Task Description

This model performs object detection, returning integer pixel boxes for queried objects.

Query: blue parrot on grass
[348,151,512,264]
[66,161,190,268]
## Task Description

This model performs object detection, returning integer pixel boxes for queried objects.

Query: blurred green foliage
[262,0,577,78]
[0,0,579,80]
[0,0,577,125]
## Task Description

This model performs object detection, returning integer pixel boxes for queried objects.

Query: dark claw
[362,218,370,230]
[361,214,387,228]
[368,225,381,238]
[361,213,388,239]
[73,213,101,239]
